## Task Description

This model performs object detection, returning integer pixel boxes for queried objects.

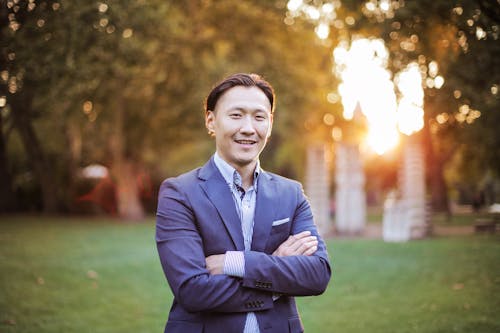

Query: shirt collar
[213,152,260,190]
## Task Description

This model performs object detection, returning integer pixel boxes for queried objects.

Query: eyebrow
[228,106,269,113]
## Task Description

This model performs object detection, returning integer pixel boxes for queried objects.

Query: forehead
[215,86,271,112]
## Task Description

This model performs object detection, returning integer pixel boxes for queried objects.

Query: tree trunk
[10,90,59,213]
[0,114,16,213]
[63,119,82,213]
[108,94,145,221]
[422,119,450,215]
[111,159,144,220]
[428,158,450,214]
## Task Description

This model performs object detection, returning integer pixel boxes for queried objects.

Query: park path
[327,224,476,239]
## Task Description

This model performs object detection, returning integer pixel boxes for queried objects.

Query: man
[156,73,331,333]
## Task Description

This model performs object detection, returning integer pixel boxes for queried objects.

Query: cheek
[259,124,272,137]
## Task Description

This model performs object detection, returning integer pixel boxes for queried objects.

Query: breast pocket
[265,220,292,253]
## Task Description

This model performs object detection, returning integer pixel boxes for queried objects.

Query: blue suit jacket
[156,158,331,333]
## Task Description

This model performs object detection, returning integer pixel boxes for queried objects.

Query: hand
[205,254,225,275]
[273,231,318,257]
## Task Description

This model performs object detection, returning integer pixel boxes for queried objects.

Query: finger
[294,238,318,255]
[274,232,314,256]
[288,237,311,253]
[282,231,311,247]
[289,235,317,253]
[304,245,318,256]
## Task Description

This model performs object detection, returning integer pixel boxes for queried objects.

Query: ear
[205,110,215,136]
[267,113,274,138]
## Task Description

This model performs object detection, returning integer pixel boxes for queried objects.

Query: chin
[234,156,257,166]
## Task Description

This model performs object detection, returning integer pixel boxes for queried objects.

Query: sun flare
[334,38,425,155]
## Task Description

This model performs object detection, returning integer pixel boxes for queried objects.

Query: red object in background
[77,176,118,215]
[76,171,153,215]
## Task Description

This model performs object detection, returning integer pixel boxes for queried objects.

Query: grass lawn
[0,216,499,333]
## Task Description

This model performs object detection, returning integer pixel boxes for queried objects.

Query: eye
[230,112,242,118]
[255,114,267,121]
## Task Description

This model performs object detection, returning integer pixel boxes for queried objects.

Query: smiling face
[205,86,273,173]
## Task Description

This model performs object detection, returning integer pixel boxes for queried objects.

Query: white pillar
[305,144,331,236]
[383,139,427,242]
[401,140,427,238]
[335,143,366,234]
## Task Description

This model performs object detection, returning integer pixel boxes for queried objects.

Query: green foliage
[374,0,500,186]
[3,0,497,213]
[287,0,499,208]
[1,217,499,332]
[1,0,334,213]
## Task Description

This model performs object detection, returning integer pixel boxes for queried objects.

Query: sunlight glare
[334,38,399,155]
[380,0,390,12]
[305,7,320,20]
[315,23,330,40]
[287,0,303,12]
[367,125,399,155]
[395,63,424,135]
[434,75,444,89]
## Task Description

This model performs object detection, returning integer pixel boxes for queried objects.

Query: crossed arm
[205,231,319,275]
[156,179,331,313]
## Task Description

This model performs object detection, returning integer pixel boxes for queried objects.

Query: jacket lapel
[199,158,245,251]
[251,171,276,252]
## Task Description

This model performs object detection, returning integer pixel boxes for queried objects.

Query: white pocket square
[272,217,290,226]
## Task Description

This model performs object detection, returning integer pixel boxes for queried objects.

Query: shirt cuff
[223,251,245,277]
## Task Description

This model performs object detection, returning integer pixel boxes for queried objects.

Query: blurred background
[0,0,498,220]
[1,2,499,332]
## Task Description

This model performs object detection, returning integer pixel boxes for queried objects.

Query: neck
[235,162,257,190]
[214,152,258,190]
[236,165,255,190]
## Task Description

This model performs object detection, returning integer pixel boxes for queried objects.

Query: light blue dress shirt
[213,153,260,333]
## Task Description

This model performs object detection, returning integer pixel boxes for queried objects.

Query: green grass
[1,216,499,333]
[431,212,496,226]
[366,206,495,226]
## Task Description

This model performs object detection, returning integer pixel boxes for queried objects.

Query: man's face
[205,86,273,170]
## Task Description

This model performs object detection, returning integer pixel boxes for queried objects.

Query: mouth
[234,139,257,146]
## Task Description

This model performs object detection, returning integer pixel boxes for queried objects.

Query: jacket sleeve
[156,178,274,313]
[242,182,332,296]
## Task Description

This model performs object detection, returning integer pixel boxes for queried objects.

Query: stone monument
[383,139,428,241]
[305,144,331,236]
[335,143,366,234]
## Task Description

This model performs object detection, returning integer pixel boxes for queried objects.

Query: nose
[240,115,256,135]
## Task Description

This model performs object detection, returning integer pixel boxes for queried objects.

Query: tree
[1,0,64,213]
[375,0,500,210]
[1,0,333,218]
[283,0,500,212]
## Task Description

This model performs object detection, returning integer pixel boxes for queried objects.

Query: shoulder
[262,170,303,191]
[159,167,203,195]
